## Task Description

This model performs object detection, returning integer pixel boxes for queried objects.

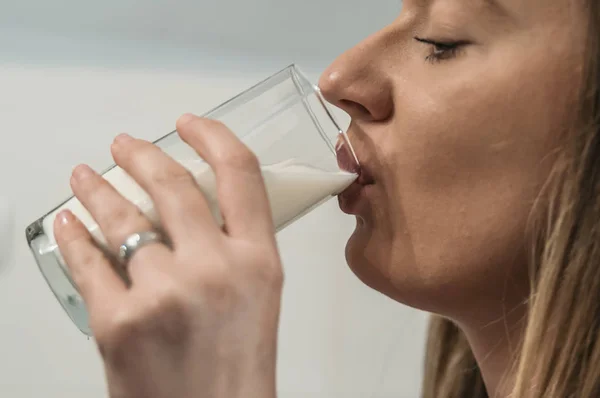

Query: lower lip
[338,181,373,214]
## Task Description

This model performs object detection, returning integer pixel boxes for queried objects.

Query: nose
[319,30,394,122]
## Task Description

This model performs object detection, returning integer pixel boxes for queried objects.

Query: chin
[343,217,400,299]
[343,216,443,312]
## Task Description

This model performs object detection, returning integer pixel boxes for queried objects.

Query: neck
[457,300,528,397]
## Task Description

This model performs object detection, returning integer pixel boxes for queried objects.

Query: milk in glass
[40,159,357,270]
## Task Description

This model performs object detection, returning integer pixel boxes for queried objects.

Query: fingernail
[114,133,133,145]
[56,210,75,226]
[72,164,94,182]
[177,113,196,126]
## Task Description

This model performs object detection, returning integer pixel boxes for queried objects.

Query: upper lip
[337,123,376,186]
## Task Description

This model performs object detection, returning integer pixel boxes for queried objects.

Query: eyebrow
[413,0,513,22]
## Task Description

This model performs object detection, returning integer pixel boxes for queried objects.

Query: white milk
[41,159,356,269]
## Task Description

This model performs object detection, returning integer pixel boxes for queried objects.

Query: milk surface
[41,159,356,267]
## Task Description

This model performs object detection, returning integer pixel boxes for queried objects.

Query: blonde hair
[421,2,600,397]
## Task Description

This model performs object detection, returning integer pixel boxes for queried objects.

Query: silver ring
[118,231,163,265]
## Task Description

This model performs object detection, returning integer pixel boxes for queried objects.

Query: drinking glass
[25,64,359,335]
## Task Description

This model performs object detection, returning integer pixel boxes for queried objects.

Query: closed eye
[414,37,468,63]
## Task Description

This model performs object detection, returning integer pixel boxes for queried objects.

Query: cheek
[352,46,579,314]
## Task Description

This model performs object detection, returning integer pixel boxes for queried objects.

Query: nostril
[339,99,370,117]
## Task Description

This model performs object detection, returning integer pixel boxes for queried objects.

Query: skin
[54,0,588,397]
[321,0,586,395]
[55,118,283,398]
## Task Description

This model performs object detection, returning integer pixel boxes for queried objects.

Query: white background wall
[0,1,429,397]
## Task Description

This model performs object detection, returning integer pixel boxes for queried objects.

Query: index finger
[176,114,275,240]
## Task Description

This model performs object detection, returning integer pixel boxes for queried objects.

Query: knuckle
[175,116,260,172]
[68,247,105,286]
[267,262,285,286]
[187,250,282,308]
[102,205,141,238]
[251,256,284,288]
[151,164,193,190]
[76,246,104,268]
[94,307,142,362]
[215,146,259,171]
[152,282,190,318]
[241,245,284,287]
[147,284,192,340]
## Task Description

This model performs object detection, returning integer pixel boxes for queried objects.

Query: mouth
[356,167,375,186]
[335,134,361,175]
[338,177,374,215]
[335,140,375,214]
[335,133,375,184]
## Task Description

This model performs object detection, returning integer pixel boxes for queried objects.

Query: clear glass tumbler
[25,64,360,336]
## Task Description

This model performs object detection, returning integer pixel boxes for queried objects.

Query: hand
[53,114,283,398]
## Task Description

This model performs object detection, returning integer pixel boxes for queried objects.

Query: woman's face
[320,0,587,321]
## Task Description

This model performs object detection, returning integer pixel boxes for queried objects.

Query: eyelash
[414,37,467,63]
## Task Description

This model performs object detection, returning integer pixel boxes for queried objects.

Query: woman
[53,0,598,396]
